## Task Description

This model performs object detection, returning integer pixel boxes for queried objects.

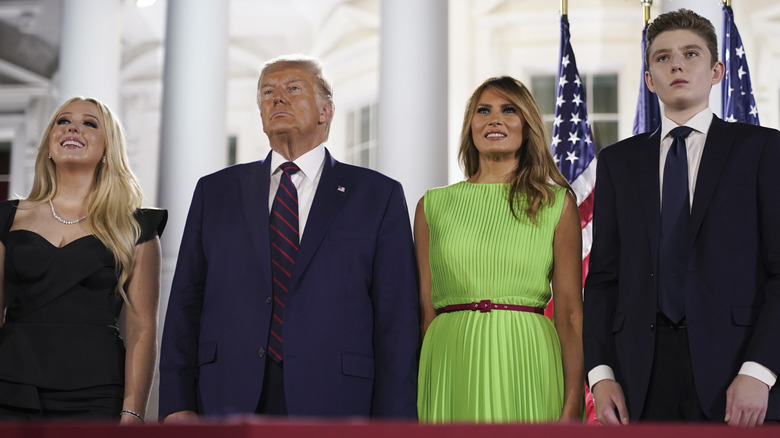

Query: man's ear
[645,70,656,93]
[319,102,334,124]
[711,61,725,85]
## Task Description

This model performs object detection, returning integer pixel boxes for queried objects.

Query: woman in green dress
[415,76,583,423]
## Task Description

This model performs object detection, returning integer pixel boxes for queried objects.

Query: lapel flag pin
[337,186,346,192]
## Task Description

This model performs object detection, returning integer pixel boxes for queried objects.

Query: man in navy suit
[584,9,780,426]
[158,55,418,420]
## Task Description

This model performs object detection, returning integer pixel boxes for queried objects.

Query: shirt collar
[270,142,326,181]
[660,108,713,139]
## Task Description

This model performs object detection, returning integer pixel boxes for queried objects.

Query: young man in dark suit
[584,8,780,426]
[158,55,418,420]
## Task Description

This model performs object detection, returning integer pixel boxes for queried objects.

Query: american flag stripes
[721,5,759,125]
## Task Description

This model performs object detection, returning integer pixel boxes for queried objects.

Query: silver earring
[102,156,106,164]
[48,153,51,159]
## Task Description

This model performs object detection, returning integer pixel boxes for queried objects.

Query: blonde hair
[458,76,572,223]
[28,97,143,304]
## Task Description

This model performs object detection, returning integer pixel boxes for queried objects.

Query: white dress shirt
[268,143,326,240]
[588,109,777,390]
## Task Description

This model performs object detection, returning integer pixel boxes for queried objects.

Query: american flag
[721,5,759,125]
[549,15,598,423]
[633,25,661,135]
[550,15,596,290]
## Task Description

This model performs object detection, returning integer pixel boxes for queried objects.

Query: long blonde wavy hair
[458,76,572,224]
[28,97,143,304]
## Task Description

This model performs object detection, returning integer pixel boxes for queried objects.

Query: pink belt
[436,299,545,315]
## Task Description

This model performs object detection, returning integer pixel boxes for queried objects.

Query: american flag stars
[551,19,594,183]
[567,131,580,146]
[721,5,759,125]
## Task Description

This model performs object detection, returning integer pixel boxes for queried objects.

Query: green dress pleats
[418,181,566,423]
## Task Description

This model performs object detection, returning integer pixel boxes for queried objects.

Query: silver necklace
[49,199,87,225]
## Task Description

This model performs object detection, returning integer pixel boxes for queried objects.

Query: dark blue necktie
[268,162,300,363]
[659,126,693,324]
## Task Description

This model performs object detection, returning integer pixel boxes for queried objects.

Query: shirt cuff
[739,362,777,389]
[588,365,616,388]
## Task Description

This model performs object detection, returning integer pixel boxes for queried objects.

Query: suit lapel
[292,150,350,285]
[240,152,273,263]
[690,116,735,242]
[639,129,662,269]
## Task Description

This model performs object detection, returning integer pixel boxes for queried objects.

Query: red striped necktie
[268,161,300,363]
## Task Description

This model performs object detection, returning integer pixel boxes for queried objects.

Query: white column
[378,0,449,217]
[154,0,229,419]
[661,0,723,114]
[9,97,47,199]
[448,0,473,185]
[59,0,121,109]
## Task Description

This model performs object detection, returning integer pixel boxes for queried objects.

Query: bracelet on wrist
[120,409,145,423]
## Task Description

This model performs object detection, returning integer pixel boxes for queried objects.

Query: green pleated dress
[417,181,566,423]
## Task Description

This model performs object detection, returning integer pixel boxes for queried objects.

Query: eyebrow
[651,44,704,59]
[57,111,100,121]
[476,103,515,108]
[260,78,304,89]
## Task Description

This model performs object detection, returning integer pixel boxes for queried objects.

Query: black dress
[0,200,167,418]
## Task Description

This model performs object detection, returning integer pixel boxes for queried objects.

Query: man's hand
[725,374,769,426]
[591,379,629,425]
[163,410,199,423]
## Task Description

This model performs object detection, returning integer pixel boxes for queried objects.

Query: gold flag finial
[561,0,567,16]
[641,1,652,26]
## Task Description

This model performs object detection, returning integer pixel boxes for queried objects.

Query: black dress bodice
[0,200,166,405]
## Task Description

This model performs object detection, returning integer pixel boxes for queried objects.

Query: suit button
[258,348,265,357]
[266,297,272,304]
[650,324,655,331]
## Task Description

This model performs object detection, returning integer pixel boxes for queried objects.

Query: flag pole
[641,0,652,26]
[722,0,731,7]
[561,0,567,16]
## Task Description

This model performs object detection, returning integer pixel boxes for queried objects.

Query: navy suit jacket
[159,150,419,419]
[584,116,780,420]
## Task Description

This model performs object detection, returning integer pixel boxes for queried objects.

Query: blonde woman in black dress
[0,97,166,422]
